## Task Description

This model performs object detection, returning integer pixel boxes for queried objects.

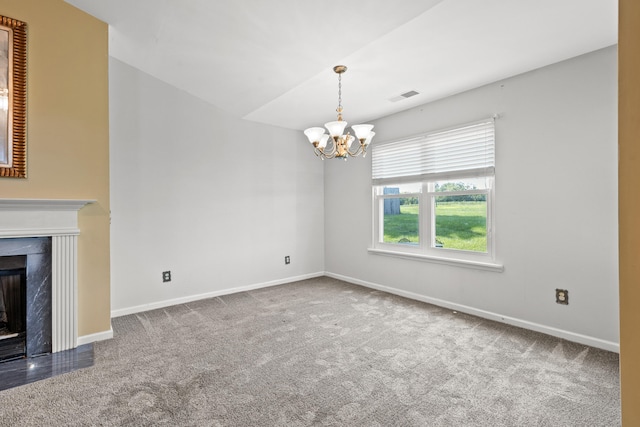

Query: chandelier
[303,65,375,160]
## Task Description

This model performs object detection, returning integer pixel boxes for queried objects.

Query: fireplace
[0,238,52,361]
[0,199,93,361]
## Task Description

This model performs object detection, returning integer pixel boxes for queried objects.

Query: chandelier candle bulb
[303,65,375,160]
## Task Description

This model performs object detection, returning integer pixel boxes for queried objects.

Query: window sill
[367,247,504,272]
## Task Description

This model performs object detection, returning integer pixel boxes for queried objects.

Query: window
[371,119,499,269]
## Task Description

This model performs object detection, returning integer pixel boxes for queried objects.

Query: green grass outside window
[383,201,487,252]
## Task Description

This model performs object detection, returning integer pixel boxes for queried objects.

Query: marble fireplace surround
[0,199,93,354]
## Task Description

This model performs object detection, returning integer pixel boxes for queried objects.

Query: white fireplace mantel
[0,198,94,352]
[0,198,94,238]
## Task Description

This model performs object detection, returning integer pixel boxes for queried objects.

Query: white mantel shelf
[0,198,95,210]
[0,198,94,238]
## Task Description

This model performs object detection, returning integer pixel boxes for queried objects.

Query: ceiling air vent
[389,90,420,102]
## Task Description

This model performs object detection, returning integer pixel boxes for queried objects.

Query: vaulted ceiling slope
[65,0,617,131]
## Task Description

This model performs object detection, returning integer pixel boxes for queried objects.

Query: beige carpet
[0,277,620,426]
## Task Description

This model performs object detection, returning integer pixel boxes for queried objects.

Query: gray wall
[108,46,618,351]
[324,46,619,350]
[109,58,325,315]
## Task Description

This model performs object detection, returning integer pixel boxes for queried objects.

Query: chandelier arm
[346,142,366,157]
[321,149,336,159]
[315,143,338,159]
[323,137,338,157]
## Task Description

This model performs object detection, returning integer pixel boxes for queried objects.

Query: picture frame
[0,15,26,178]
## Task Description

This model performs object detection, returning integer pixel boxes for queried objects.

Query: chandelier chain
[337,72,342,119]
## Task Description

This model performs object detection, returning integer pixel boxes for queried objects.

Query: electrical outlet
[285,256,290,265]
[162,271,171,282]
[556,289,568,305]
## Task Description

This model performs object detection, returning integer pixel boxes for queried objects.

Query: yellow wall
[0,0,110,336]
[620,0,640,424]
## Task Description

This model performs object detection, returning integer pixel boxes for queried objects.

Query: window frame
[374,185,423,250]
[369,119,503,272]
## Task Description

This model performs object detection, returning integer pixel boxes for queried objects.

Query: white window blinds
[372,119,495,185]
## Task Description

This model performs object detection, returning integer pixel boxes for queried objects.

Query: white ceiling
[64,0,617,131]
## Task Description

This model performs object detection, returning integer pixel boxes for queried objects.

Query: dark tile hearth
[0,343,94,391]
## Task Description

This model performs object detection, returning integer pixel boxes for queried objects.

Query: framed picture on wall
[0,15,26,179]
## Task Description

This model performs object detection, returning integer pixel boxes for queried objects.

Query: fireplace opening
[0,255,27,362]
[0,237,52,361]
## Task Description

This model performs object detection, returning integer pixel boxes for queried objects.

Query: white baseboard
[108,270,619,353]
[326,271,620,354]
[110,271,325,318]
[77,326,113,346]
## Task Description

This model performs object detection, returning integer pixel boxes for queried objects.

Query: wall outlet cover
[556,289,569,305]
